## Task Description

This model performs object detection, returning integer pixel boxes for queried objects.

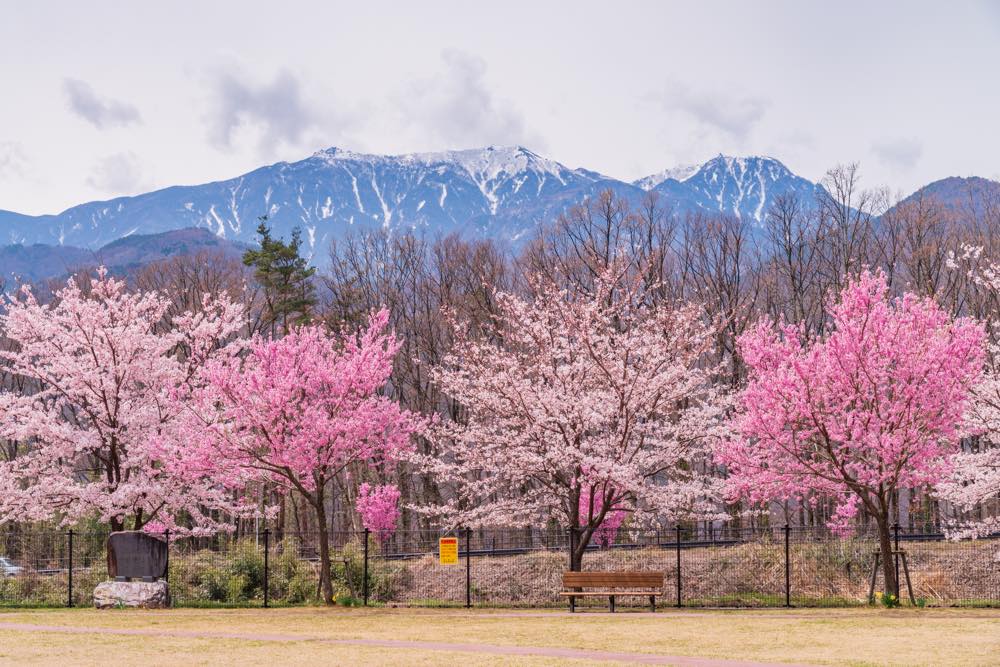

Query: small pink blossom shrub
[356,483,401,543]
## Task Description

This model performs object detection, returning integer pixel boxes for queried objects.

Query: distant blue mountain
[892,176,1000,220]
[634,154,825,223]
[0,147,942,269]
[0,227,246,285]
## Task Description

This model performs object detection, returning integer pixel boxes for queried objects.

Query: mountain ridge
[894,176,1000,219]
[0,227,247,285]
[1,147,995,269]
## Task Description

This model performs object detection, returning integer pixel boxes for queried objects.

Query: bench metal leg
[609,595,615,613]
[650,595,655,613]
[569,595,575,613]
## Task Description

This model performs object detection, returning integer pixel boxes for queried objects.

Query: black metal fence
[1,525,997,608]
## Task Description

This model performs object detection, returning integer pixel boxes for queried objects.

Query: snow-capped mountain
[0,146,630,260]
[634,155,823,223]
[299,146,626,244]
[0,148,827,267]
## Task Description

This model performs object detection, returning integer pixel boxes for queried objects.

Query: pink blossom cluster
[579,488,625,547]
[717,270,986,534]
[176,310,421,496]
[356,483,401,542]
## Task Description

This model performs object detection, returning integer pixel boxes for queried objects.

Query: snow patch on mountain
[634,163,700,190]
[647,154,820,222]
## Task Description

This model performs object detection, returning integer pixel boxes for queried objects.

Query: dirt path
[0,621,818,666]
[426,608,1000,620]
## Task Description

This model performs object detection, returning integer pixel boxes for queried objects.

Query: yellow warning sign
[439,536,459,565]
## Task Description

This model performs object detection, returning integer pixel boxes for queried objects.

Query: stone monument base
[93,580,170,609]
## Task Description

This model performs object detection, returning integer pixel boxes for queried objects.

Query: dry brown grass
[0,606,998,666]
[391,538,1000,608]
[0,630,591,667]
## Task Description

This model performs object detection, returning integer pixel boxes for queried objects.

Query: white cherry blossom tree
[0,269,247,533]
[418,264,726,569]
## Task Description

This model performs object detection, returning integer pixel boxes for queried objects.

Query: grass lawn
[0,606,997,666]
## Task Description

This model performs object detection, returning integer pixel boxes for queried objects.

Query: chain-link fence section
[1,525,996,608]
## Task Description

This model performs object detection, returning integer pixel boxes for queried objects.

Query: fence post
[67,529,74,608]
[164,529,170,583]
[893,522,900,599]
[465,526,472,608]
[263,528,270,609]
[784,523,790,607]
[363,528,370,606]
[675,524,682,608]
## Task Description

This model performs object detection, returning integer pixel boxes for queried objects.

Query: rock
[93,580,170,609]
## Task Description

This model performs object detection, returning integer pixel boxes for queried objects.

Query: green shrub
[0,574,67,607]
[228,541,264,601]
[879,592,900,608]
[167,540,268,605]
[336,537,404,603]
[284,571,316,604]
[266,537,319,605]
[335,594,362,607]
[199,565,230,602]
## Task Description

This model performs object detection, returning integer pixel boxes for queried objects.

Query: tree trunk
[570,529,593,571]
[570,543,583,572]
[312,488,335,605]
[275,492,286,542]
[291,494,303,534]
[874,514,898,599]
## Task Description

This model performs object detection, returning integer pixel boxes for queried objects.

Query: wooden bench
[560,571,664,612]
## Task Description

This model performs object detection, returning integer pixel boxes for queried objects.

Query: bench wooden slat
[561,578,663,586]
[558,591,661,596]
[562,571,664,588]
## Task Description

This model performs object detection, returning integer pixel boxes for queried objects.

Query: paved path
[0,621,818,666]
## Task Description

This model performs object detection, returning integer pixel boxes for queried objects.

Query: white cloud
[394,50,544,150]
[872,137,923,171]
[0,141,28,179]
[86,152,148,195]
[656,82,768,142]
[63,78,142,129]
[205,68,318,155]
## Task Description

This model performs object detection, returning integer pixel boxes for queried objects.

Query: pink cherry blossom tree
[179,310,420,603]
[418,265,726,570]
[580,488,625,548]
[937,246,1000,537]
[718,270,985,595]
[0,268,248,533]
[356,482,401,544]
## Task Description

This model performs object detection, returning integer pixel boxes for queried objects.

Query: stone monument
[93,531,170,609]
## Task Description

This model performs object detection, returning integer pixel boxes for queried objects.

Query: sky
[2,1,999,215]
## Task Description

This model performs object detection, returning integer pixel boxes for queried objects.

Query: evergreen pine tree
[243,216,317,335]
